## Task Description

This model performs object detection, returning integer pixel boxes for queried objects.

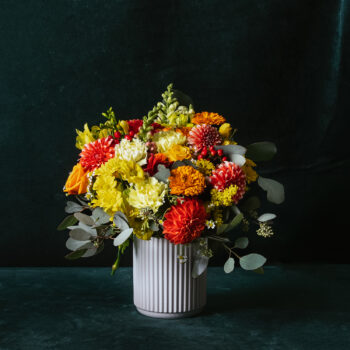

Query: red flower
[209,162,246,203]
[79,137,115,171]
[127,119,143,134]
[188,124,222,151]
[150,122,163,135]
[163,199,207,244]
[143,153,172,176]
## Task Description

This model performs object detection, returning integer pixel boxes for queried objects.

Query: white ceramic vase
[133,237,207,319]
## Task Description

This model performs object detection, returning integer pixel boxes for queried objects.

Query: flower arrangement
[58,84,284,276]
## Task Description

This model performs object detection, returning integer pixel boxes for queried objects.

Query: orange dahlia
[79,137,115,171]
[192,112,226,125]
[169,166,206,196]
[209,162,246,203]
[188,124,222,151]
[163,199,207,244]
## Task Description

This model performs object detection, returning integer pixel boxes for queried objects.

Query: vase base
[135,306,204,319]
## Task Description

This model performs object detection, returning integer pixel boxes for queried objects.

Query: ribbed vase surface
[133,237,207,319]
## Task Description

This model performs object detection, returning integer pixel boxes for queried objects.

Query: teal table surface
[1,265,349,350]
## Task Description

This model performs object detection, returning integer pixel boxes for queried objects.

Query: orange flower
[64,163,89,195]
[165,144,191,162]
[169,166,205,196]
[176,127,192,137]
[191,112,226,125]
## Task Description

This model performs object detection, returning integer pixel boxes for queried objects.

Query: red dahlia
[209,162,246,203]
[143,153,172,176]
[163,199,207,244]
[79,137,115,171]
[127,119,143,134]
[188,124,222,151]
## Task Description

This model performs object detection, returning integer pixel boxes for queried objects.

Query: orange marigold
[169,166,206,196]
[191,111,226,125]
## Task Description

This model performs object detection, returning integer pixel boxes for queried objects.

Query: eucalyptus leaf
[192,256,209,278]
[154,164,171,183]
[66,238,92,251]
[171,161,186,169]
[257,213,277,222]
[57,215,78,231]
[113,228,133,246]
[69,228,92,241]
[240,253,266,270]
[82,247,98,258]
[68,222,97,236]
[113,215,129,231]
[65,249,87,260]
[64,201,83,214]
[74,213,94,226]
[214,145,247,156]
[258,177,285,204]
[234,237,249,249]
[229,154,246,166]
[150,222,159,231]
[246,141,277,162]
[224,257,235,273]
[92,207,110,226]
[114,211,128,223]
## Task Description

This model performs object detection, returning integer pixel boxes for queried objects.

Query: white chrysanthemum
[128,177,167,213]
[152,130,186,153]
[114,138,147,166]
[205,220,216,229]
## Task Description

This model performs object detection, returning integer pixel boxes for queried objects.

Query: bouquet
[58,84,284,276]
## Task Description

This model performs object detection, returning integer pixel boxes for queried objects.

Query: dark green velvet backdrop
[1,0,349,266]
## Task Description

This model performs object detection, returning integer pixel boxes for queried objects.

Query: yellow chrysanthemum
[195,159,215,176]
[219,123,232,138]
[96,157,145,185]
[165,144,192,162]
[242,158,258,184]
[128,217,153,240]
[152,130,186,153]
[91,175,126,216]
[210,185,238,206]
[75,123,96,150]
[169,166,206,196]
[191,112,226,125]
[128,177,167,213]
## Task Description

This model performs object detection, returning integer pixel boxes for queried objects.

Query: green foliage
[240,253,266,270]
[111,239,129,276]
[217,213,244,234]
[57,215,78,231]
[246,141,277,162]
[65,249,88,260]
[224,257,235,273]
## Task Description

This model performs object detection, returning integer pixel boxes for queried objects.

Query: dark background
[1,0,349,267]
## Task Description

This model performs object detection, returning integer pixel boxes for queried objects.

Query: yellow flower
[191,112,226,125]
[75,124,96,150]
[152,130,186,153]
[210,185,238,206]
[128,217,153,240]
[91,126,110,139]
[114,138,148,166]
[97,157,145,185]
[242,158,258,184]
[128,177,167,213]
[169,166,206,196]
[165,144,191,162]
[91,175,126,216]
[213,207,223,226]
[195,159,215,176]
[223,140,237,145]
[64,163,89,195]
[219,123,232,138]
[167,112,191,127]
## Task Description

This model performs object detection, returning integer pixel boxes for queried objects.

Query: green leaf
[192,256,209,278]
[224,257,235,273]
[257,213,277,222]
[217,213,244,234]
[64,201,83,214]
[92,207,110,226]
[258,177,285,204]
[57,215,78,231]
[69,228,92,241]
[113,214,129,231]
[113,228,133,246]
[74,212,94,226]
[240,253,266,270]
[65,249,87,260]
[66,238,92,251]
[246,141,277,162]
[214,145,246,156]
[154,164,171,183]
[253,267,264,274]
[234,237,249,249]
